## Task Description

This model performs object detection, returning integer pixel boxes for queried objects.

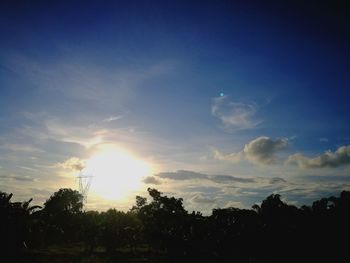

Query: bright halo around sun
[84,146,151,200]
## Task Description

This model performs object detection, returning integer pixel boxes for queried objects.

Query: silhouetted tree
[134,188,188,257]
[43,188,83,215]
[0,191,41,261]
[41,188,83,244]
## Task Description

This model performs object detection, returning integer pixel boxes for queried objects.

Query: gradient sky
[1,0,350,213]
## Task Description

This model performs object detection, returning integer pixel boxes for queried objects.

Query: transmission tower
[76,170,93,203]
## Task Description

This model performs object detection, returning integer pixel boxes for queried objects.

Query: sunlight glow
[84,146,151,200]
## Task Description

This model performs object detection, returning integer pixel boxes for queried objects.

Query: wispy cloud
[7,54,176,107]
[211,96,262,130]
[18,166,37,171]
[45,119,106,149]
[286,145,350,169]
[103,115,123,122]
[214,150,242,162]
[0,143,45,153]
[0,174,36,182]
[190,193,219,204]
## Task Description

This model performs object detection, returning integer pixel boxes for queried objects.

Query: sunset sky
[1,1,349,213]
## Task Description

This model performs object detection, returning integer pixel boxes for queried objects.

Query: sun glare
[84,146,151,200]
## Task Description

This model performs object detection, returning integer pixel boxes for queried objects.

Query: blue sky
[1,1,350,213]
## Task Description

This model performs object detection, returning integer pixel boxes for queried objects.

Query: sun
[84,146,151,200]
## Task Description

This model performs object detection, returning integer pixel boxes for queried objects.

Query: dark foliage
[1,188,350,262]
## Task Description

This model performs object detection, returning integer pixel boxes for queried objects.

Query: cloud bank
[287,145,350,169]
[155,170,207,180]
[149,170,286,186]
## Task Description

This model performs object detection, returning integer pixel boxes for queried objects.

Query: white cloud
[215,136,288,165]
[211,96,262,130]
[286,145,350,169]
[57,157,85,171]
[244,136,288,164]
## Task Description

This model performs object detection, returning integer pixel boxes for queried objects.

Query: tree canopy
[43,188,83,215]
[1,188,350,262]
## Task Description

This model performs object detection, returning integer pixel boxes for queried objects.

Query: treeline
[1,188,350,262]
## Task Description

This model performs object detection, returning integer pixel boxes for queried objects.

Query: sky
[1,0,350,214]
